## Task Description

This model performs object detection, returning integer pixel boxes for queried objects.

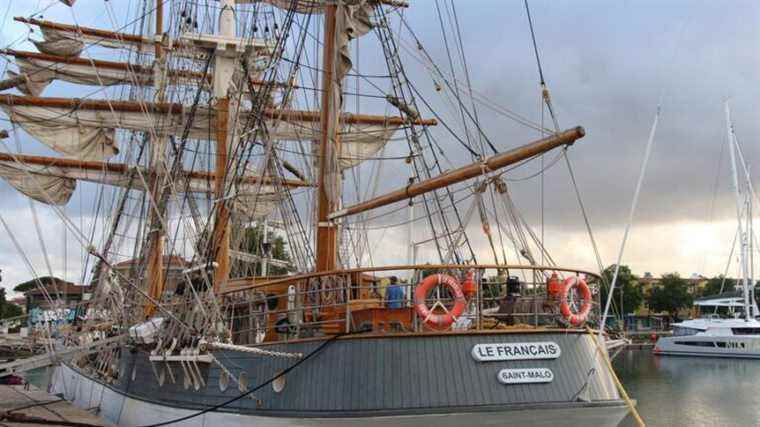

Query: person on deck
[386,276,405,309]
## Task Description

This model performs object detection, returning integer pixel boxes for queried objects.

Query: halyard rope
[586,327,645,427]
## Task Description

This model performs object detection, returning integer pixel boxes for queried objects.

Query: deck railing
[220,264,602,345]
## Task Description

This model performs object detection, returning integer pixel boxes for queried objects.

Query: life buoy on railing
[559,276,592,326]
[413,274,466,329]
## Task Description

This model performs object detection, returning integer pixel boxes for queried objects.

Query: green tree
[240,225,294,276]
[0,288,23,320]
[647,273,693,320]
[599,265,644,315]
[701,275,736,297]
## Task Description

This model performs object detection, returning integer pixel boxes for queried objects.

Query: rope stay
[600,106,661,336]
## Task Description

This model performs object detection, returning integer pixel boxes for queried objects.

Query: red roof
[24,280,91,295]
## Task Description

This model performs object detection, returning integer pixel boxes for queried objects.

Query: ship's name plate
[471,341,561,362]
[497,368,554,385]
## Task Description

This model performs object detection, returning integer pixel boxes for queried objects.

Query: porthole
[272,373,285,393]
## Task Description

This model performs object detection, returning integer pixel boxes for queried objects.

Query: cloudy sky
[1,0,759,295]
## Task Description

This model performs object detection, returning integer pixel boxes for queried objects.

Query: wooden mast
[315,4,339,272]
[143,0,165,317]
[330,126,586,220]
[211,0,236,293]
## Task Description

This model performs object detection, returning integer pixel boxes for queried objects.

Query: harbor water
[615,349,760,426]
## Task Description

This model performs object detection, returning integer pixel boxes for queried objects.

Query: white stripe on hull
[51,364,630,427]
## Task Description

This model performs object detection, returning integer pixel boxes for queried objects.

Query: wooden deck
[0,384,113,426]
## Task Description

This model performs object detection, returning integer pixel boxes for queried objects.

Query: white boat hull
[655,335,760,359]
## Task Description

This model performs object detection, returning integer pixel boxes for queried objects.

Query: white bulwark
[497,368,554,385]
[471,341,561,362]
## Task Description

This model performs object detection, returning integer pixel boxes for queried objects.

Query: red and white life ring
[413,274,467,329]
[559,276,592,326]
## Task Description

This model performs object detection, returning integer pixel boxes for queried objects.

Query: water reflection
[614,349,760,426]
[23,366,53,391]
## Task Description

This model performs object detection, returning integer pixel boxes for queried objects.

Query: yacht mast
[724,102,752,321]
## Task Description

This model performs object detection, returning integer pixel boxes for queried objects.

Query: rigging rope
[600,106,661,336]
[565,152,607,285]
[523,0,545,86]
[138,333,344,427]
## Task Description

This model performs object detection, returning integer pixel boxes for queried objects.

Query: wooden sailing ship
[0,1,635,425]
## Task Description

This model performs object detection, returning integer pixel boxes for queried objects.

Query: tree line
[599,264,749,320]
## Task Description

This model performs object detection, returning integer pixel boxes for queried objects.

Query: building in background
[22,278,92,312]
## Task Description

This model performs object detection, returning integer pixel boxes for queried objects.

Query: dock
[0,384,113,427]
[0,335,125,378]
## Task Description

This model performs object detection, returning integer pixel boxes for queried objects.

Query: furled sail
[6,70,48,97]
[2,50,278,97]
[2,102,118,159]
[33,26,85,57]
[235,2,398,196]
[0,153,305,215]
[232,192,284,219]
[0,102,154,160]
[15,17,273,62]
[334,1,374,172]
[0,160,75,204]
[0,96,430,165]
[242,0,407,11]
[249,0,326,13]
[5,50,154,96]
[324,1,375,201]
[266,116,399,170]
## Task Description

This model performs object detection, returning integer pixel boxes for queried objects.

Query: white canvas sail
[33,27,85,57]
[19,17,273,62]
[0,155,286,217]
[3,50,275,97]
[0,161,76,204]
[9,54,152,96]
[0,97,400,165]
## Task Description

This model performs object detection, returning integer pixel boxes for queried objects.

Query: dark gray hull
[52,330,630,426]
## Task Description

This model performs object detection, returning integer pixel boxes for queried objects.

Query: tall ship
[0,0,635,425]
[654,103,760,359]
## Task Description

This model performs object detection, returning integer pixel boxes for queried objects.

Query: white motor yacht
[654,316,760,358]
[655,103,760,359]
